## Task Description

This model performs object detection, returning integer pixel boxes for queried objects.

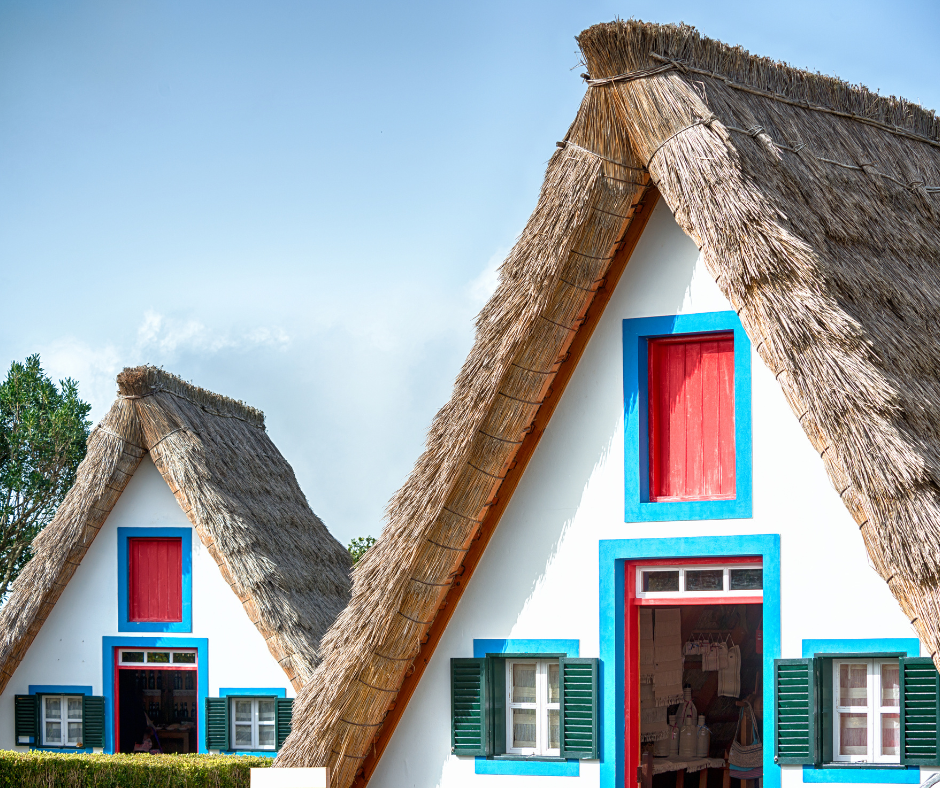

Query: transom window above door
[637,563,762,599]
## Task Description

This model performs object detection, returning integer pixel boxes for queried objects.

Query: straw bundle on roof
[278,21,940,787]
[0,366,351,692]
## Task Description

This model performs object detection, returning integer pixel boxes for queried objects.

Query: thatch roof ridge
[0,368,351,696]
[579,20,940,145]
[117,365,265,428]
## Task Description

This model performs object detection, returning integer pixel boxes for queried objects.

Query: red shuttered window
[648,332,735,501]
[128,538,183,622]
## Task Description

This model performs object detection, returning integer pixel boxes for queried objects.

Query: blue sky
[1,0,937,547]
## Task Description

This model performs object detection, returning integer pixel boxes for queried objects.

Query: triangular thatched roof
[0,366,352,692]
[276,20,940,786]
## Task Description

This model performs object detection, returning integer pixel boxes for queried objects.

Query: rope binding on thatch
[586,53,940,152]
[585,60,940,198]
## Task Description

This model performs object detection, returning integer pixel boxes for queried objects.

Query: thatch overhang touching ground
[277,20,940,787]
[0,366,352,692]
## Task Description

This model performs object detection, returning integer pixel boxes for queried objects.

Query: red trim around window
[648,333,735,502]
[128,538,182,622]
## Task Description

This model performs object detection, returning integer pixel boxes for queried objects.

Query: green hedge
[0,751,272,787]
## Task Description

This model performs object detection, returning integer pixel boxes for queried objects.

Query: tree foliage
[0,355,91,600]
[347,535,376,564]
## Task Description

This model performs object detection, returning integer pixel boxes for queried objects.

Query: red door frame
[624,556,763,787]
[113,650,198,753]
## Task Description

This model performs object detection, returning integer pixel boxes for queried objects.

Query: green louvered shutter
[451,658,489,755]
[205,697,229,751]
[900,657,940,765]
[560,657,599,759]
[774,659,817,764]
[82,696,106,748]
[14,695,38,744]
[275,698,294,749]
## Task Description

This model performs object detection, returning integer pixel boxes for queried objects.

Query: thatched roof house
[0,366,351,693]
[276,19,940,786]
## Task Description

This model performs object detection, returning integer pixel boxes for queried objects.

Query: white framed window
[636,563,762,599]
[230,698,276,750]
[117,649,197,666]
[506,660,560,756]
[41,695,83,747]
[833,659,900,763]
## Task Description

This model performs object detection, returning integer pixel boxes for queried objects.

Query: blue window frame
[472,639,580,777]
[26,685,94,752]
[117,527,192,633]
[623,311,752,522]
[801,639,921,784]
[101,636,208,754]
[218,688,288,757]
[599,534,780,788]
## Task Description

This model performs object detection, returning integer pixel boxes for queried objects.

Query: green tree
[0,355,91,600]
[347,536,376,564]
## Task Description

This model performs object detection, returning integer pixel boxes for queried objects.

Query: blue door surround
[599,534,781,788]
[101,636,208,754]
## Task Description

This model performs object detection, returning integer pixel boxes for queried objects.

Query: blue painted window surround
[472,639,581,777]
[218,688,288,757]
[26,685,94,752]
[623,311,753,522]
[801,639,921,784]
[117,527,192,633]
[101,636,208,754]
[599,534,780,788]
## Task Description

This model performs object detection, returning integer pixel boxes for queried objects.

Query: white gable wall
[369,201,917,787]
[0,455,294,750]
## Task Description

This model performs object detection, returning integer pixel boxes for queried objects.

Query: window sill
[475,755,579,777]
[802,764,920,785]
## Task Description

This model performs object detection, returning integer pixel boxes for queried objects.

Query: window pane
[643,571,679,592]
[685,569,723,591]
[258,700,275,722]
[67,722,82,744]
[548,663,559,704]
[511,708,537,749]
[147,651,170,664]
[882,713,900,756]
[882,663,900,707]
[45,721,61,743]
[122,651,145,663]
[234,724,253,747]
[839,664,868,706]
[67,698,83,718]
[839,713,868,756]
[512,664,537,704]
[548,709,560,750]
[729,568,762,590]
[259,724,275,747]
[44,697,61,718]
[234,701,253,722]
[172,652,196,664]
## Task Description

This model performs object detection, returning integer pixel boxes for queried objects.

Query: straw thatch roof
[0,366,351,692]
[277,20,940,786]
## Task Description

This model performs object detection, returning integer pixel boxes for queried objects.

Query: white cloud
[36,311,292,422]
[39,337,123,422]
[468,246,508,308]
[134,309,290,356]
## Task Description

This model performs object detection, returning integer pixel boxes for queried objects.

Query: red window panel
[648,333,735,501]
[128,538,182,622]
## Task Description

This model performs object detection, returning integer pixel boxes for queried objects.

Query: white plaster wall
[0,456,295,750]
[370,201,917,788]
